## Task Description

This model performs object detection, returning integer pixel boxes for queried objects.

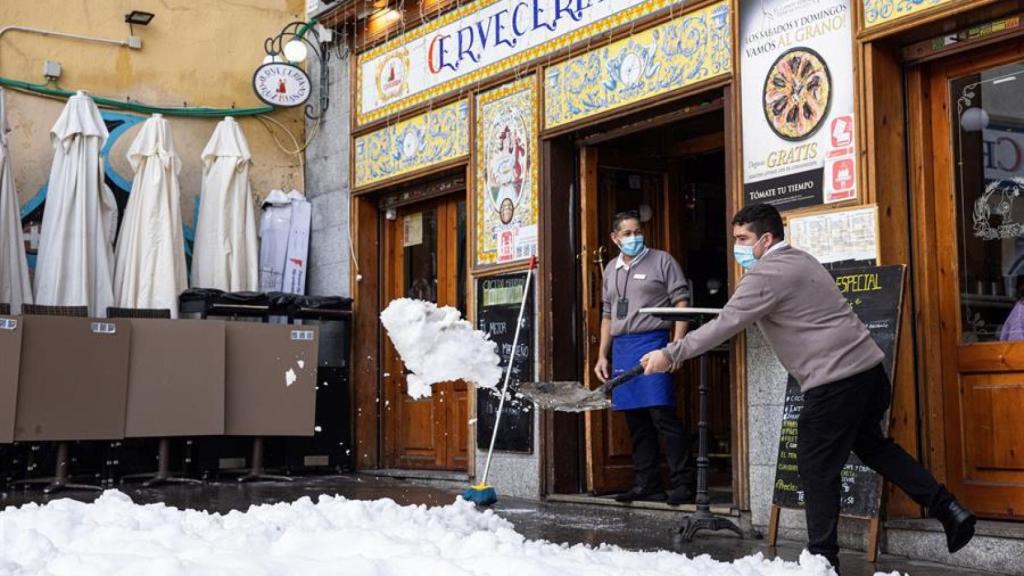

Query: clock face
[400,128,420,159]
[253,63,312,107]
[762,47,832,141]
[619,51,644,85]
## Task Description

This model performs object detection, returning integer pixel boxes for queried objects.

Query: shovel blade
[517,381,610,412]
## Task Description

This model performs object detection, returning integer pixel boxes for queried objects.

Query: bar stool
[0,303,9,315]
[11,304,102,494]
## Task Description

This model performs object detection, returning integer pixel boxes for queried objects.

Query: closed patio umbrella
[34,91,117,317]
[113,114,187,317]
[191,116,258,292]
[0,88,33,314]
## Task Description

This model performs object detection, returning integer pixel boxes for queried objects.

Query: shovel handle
[599,363,645,394]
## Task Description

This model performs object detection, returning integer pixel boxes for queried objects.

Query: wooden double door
[914,41,1024,518]
[382,196,470,471]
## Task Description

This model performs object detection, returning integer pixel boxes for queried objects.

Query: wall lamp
[263,20,335,120]
[124,11,155,36]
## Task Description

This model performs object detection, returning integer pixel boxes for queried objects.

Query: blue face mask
[733,244,757,270]
[733,235,766,270]
[619,235,645,257]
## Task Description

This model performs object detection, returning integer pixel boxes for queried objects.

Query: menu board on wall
[740,0,858,210]
[787,205,879,265]
[475,272,535,453]
[772,265,905,517]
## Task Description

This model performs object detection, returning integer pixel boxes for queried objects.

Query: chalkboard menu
[772,265,906,518]
[475,271,535,453]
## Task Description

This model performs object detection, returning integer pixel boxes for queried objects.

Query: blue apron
[610,330,674,410]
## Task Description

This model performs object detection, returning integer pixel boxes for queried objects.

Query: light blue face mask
[619,235,645,257]
[733,244,757,270]
[733,235,766,270]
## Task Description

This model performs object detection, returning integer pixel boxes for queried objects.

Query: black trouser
[623,406,696,490]
[798,364,942,566]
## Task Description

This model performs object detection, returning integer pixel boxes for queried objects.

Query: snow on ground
[381,298,502,398]
[0,491,905,576]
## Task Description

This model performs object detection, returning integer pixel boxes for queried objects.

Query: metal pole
[696,353,711,511]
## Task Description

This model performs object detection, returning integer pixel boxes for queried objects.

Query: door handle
[592,245,606,277]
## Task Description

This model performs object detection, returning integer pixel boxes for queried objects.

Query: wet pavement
[0,474,997,575]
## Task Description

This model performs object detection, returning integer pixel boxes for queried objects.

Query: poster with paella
[475,76,539,267]
[740,0,857,210]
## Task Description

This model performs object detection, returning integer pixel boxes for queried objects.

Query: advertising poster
[740,0,857,210]
[475,77,539,267]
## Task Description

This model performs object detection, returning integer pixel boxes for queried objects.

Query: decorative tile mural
[354,99,469,189]
[544,1,732,130]
[476,76,539,267]
[863,0,952,28]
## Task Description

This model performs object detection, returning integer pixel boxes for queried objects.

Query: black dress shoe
[666,485,696,506]
[614,486,666,503]
[929,487,977,553]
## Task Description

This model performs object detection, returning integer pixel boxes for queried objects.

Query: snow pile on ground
[381,298,502,398]
[0,491,907,576]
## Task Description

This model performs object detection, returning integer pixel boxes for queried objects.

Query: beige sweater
[663,246,884,392]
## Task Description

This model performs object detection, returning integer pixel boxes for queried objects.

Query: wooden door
[382,197,468,471]
[581,147,674,493]
[923,43,1024,518]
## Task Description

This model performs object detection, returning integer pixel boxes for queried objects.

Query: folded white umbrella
[0,88,33,314]
[34,91,117,317]
[113,114,187,317]
[191,116,258,292]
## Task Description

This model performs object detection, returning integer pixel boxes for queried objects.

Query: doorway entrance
[912,40,1024,518]
[576,98,733,502]
[381,193,469,471]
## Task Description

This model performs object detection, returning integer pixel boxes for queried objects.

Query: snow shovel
[518,363,645,412]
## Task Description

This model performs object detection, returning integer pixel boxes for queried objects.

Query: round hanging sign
[252,63,311,107]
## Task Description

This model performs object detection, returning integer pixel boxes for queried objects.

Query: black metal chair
[11,304,97,494]
[22,304,88,317]
[0,303,10,315]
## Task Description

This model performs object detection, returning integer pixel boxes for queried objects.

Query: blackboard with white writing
[771,265,905,517]
[475,272,535,453]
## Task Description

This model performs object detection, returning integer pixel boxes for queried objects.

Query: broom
[463,256,536,506]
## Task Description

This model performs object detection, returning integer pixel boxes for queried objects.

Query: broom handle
[480,256,535,485]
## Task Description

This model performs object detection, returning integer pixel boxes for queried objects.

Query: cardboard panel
[125,319,226,438]
[0,316,23,443]
[15,317,131,441]
[225,322,318,436]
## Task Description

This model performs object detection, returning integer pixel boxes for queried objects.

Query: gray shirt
[663,245,884,392]
[602,248,690,336]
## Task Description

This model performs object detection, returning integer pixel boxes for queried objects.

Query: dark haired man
[596,211,696,505]
[640,203,975,571]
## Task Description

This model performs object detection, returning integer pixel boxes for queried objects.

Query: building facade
[2,0,307,268]
[308,0,1024,572]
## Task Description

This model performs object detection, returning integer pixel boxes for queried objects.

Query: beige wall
[1,0,306,229]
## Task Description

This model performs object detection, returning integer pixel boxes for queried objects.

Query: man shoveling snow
[0,490,907,576]
[380,298,502,399]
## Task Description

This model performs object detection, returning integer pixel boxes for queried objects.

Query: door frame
[569,87,747,505]
[907,39,1024,518]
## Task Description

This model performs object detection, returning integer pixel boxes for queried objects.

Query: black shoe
[929,487,977,553]
[666,485,696,506]
[614,486,666,503]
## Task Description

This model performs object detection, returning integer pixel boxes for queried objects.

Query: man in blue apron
[594,211,696,504]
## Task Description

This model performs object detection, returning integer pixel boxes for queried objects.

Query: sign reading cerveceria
[356,0,677,125]
[740,0,857,211]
